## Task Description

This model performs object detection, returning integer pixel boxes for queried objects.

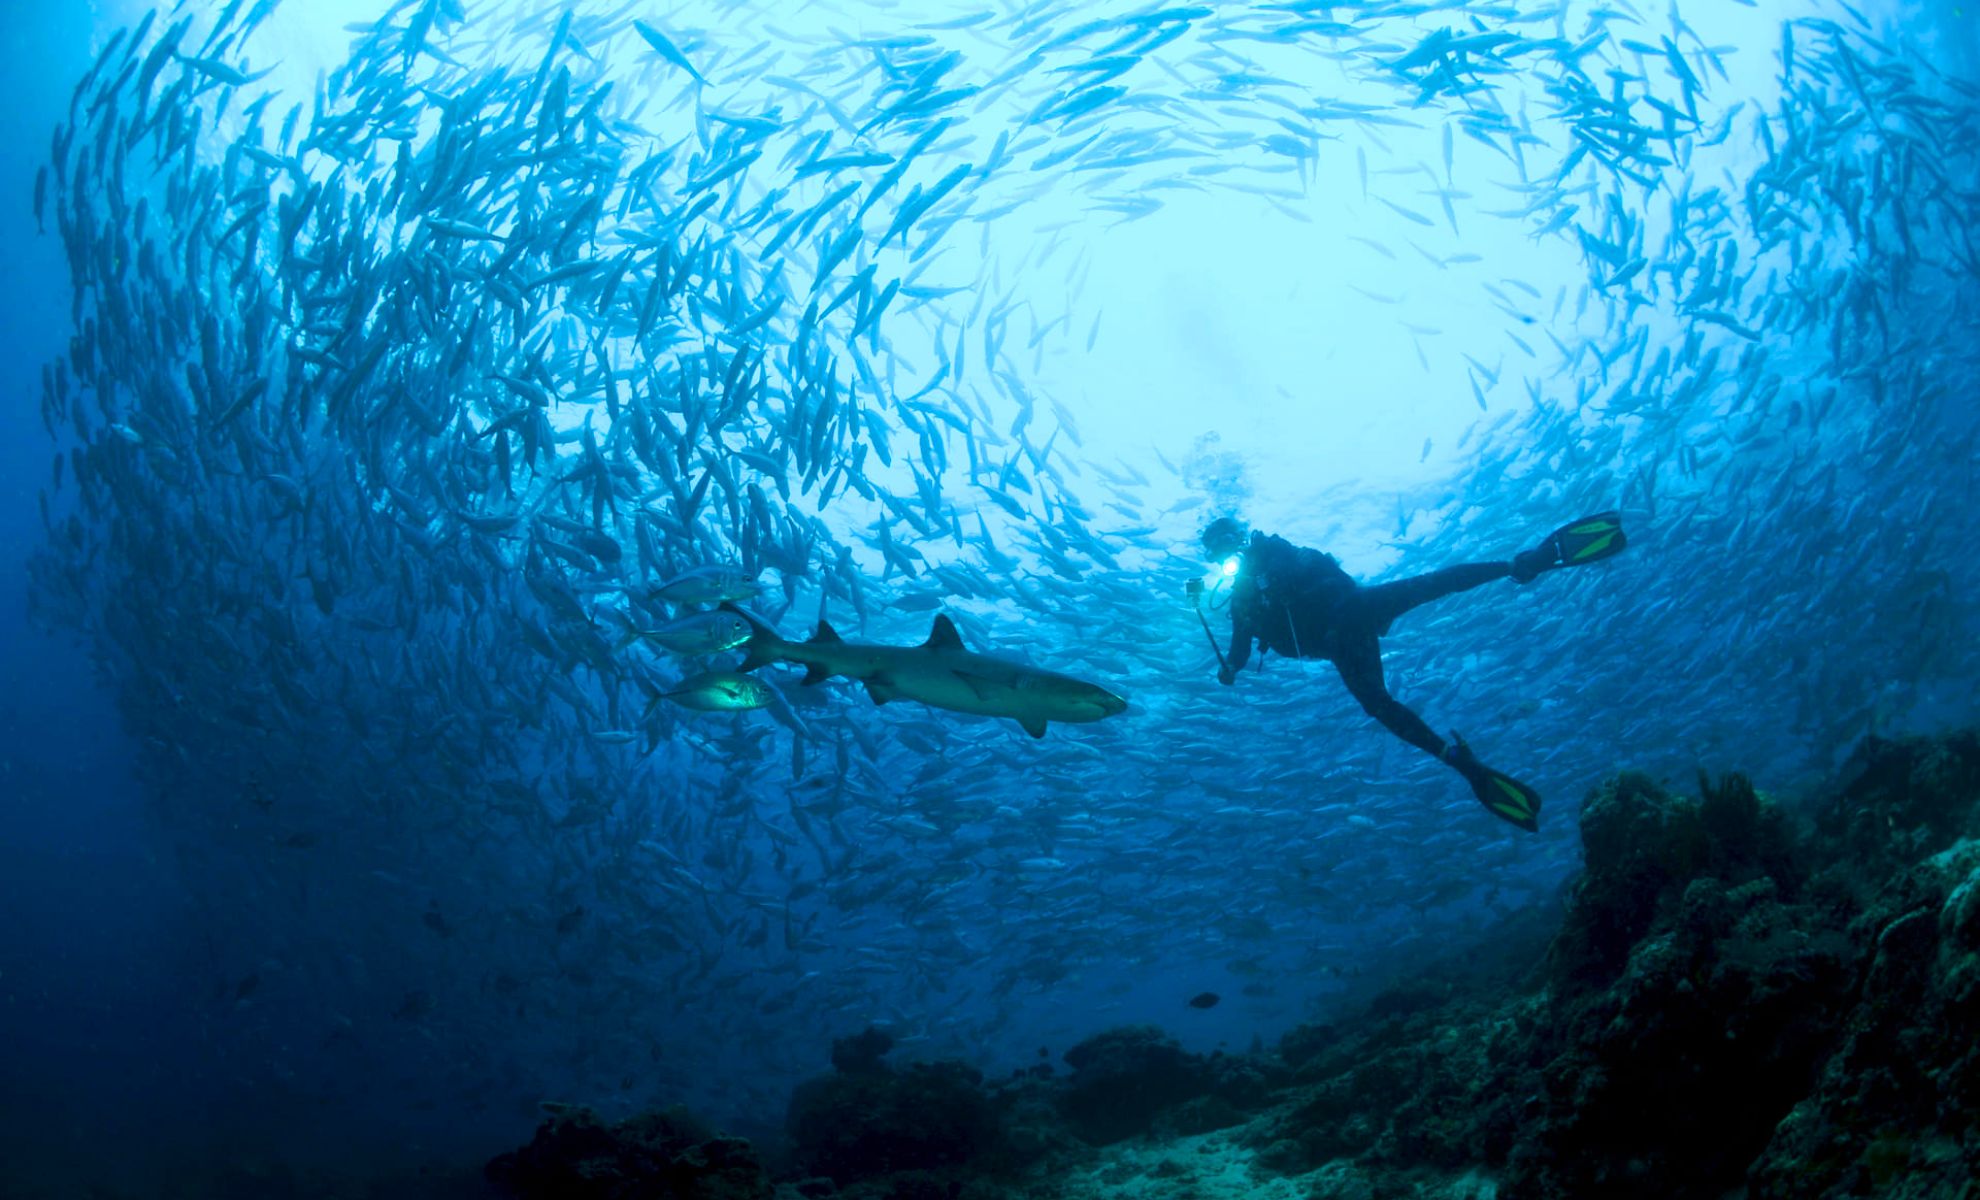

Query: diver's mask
[1196,517,1248,599]
[1199,516,1248,560]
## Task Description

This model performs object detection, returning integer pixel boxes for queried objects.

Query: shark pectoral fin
[953,671,1000,702]
[800,663,831,686]
[1018,716,1047,739]
[863,675,899,705]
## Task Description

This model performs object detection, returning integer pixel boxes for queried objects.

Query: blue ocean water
[2,0,1976,1195]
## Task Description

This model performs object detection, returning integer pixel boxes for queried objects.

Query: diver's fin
[1466,767,1541,833]
[1513,511,1626,582]
[1018,715,1047,739]
[1552,511,1626,566]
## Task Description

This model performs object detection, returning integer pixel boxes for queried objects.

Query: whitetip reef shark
[723,603,1127,738]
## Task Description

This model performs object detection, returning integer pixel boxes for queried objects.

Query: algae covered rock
[1745,839,1980,1198]
[1058,1024,1210,1144]
[1549,770,1796,992]
[485,1103,773,1200]
[1151,1093,1243,1139]
[1816,731,1980,872]
[830,1026,896,1076]
[786,1055,1000,1184]
[482,732,1980,1200]
[1490,772,1851,1198]
[783,1026,1086,1190]
[1276,1021,1342,1074]
[1254,740,1980,1198]
[1547,771,1711,989]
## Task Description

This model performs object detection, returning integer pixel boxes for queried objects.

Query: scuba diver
[1188,513,1627,831]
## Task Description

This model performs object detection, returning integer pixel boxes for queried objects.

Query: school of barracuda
[28,0,1980,1131]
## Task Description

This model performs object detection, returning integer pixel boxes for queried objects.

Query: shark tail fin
[721,602,785,672]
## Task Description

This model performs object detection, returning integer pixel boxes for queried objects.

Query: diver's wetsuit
[1220,533,1511,763]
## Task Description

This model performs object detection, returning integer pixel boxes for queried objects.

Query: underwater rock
[831,1026,897,1076]
[1546,770,1711,989]
[485,1104,773,1200]
[993,1081,1087,1166]
[1276,1022,1341,1073]
[1745,838,1980,1198]
[482,733,1980,1200]
[786,1059,1000,1185]
[1814,731,1980,873]
[1253,993,1523,1174]
[1150,1094,1243,1139]
[1247,736,1980,1197]
[1058,1025,1211,1144]
[1547,770,1797,992]
[1284,1158,1499,1200]
[1203,1051,1285,1110]
[1488,772,1850,1198]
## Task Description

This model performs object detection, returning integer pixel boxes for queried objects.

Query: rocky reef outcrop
[486,1104,775,1199]
[1057,1025,1205,1144]
[1252,731,1980,1198]
[487,731,1980,1200]
[785,1027,1004,1187]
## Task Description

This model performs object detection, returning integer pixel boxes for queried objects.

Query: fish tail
[632,674,670,727]
[598,607,646,653]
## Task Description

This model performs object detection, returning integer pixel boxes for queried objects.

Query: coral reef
[1254,732,1980,1198]
[1053,1024,1286,1145]
[487,732,1980,1200]
[486,1104,774,1199]
[830,1026,899,1076]
[1058,1025,1208,1145]
[786,1053,1000,1183]
[1746,842,1980,1195]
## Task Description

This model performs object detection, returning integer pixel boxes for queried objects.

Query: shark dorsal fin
[923,614,964,652]
[811,620,843,644]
